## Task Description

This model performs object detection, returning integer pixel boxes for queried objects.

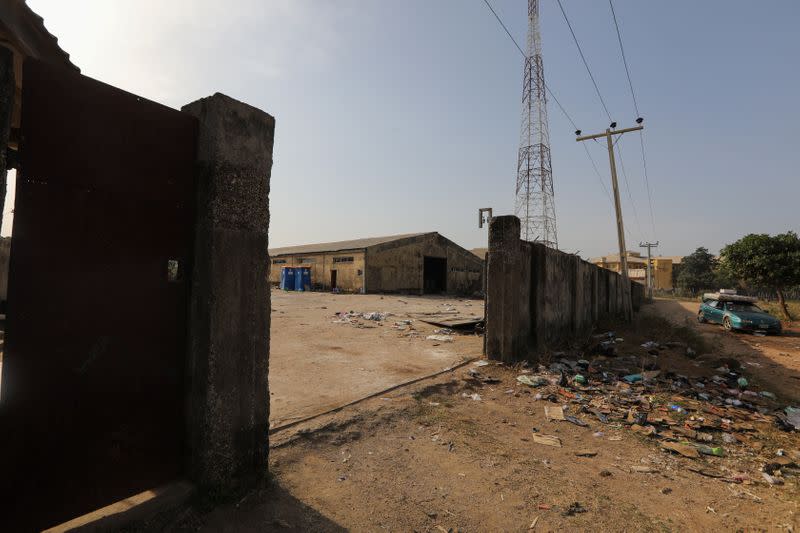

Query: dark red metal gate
[0,59,197,530]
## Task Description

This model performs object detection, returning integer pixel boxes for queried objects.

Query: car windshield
[726,302,763,313]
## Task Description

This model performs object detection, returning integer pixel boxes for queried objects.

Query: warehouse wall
[486,216,643,363]
[269,251,366,292]
[365,233,483,295]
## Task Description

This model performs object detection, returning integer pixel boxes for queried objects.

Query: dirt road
[269,290,484,428]
[645,298,800,403]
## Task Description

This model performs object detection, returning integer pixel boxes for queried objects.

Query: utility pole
[639,240,659,300]
[576,122,643,321]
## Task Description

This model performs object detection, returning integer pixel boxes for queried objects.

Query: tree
[721,232,800,320]
[676,247,718,294]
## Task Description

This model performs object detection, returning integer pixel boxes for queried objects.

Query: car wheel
[697,311,707,323]
[723,317,733,331]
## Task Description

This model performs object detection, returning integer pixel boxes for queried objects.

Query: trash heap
[332,310,391,327]
[506,332,800,487]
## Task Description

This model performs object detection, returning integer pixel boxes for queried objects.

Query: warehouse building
[269,232,484,295]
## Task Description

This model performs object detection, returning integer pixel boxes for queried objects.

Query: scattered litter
[528,516,540,530]
[426,335,454,343]
[623,374,643,383]
[474,360,490,367]
[544,405,566,421]
[532,434,562,447]
[574,450,597,457]
[562,502,587,517]
[564,415,589,427]
[462,392,482,401]
[517,375,549,387]
[630,466,659,474]
[695,445,725,457]
[776,406,800,431]
[661,441,700,459]
[573,374,587,385]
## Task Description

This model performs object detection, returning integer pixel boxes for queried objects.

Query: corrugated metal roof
[0,1,79,71]
[269,233,430,257]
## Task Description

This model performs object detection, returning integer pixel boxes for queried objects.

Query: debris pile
[333,311,391,327]
[502,331,800,487]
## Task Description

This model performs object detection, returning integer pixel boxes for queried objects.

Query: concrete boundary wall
[486,216,642,363]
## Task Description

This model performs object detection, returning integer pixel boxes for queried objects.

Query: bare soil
[269,290,484,428]
[645,298,800,404]
[150,298,799,532]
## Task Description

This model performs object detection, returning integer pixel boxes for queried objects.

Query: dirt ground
[150,298,799,532]
[644,298,800,404]
[269,290,484,428]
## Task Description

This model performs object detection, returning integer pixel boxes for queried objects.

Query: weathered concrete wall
[486,215,642,363]
[269,250,366,292]
[365,233,483,295]
[182,93,273,492]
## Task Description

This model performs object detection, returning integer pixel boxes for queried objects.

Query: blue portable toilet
[280,266,296,290]
[294,267,311,291]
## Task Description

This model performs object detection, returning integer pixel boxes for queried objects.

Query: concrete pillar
[181,93,274,492]
[0,46,14,236]
[485,216,531,363]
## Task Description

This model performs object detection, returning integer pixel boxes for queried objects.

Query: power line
[608,0,639,117]
[555,0,612,122]
[481,0,524,57]
[480,0,578,132]
[481,0,626,235]
[608,0,657,240]
[614,139,645,241]
[639,131,656,238]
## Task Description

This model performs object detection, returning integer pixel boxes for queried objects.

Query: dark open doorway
[423,256,447,294]
[330,269,337,290]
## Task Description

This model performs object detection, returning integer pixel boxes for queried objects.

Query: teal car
[698,294,782,335]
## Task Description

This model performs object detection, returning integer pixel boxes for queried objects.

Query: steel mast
[515,0,557,248]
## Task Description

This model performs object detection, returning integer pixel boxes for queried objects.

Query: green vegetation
[675,247,736,295]
[759,299,800,322]
[721,232,800,320]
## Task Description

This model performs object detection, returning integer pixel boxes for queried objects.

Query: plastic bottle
[696,445,725,457]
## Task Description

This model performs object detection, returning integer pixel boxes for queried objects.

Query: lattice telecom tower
[515,0,557,247]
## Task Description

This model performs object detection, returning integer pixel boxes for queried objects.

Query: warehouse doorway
[330,269,338,290]
[423,256,447,294]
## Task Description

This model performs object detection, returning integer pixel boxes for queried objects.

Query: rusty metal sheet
[0,59,197,530]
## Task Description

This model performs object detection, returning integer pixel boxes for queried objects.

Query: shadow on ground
[136,479,347,532]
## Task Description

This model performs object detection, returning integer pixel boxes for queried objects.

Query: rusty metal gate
[0,59,197,530]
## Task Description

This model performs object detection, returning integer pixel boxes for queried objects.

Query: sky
[12,0,800,258]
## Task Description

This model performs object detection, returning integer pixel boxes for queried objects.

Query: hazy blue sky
[16,0,800,258]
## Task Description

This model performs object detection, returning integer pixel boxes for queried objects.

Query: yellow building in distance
[589,251,677,290]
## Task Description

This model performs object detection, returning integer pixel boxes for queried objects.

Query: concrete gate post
[485,216,531,363]
[181,93,274,492]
